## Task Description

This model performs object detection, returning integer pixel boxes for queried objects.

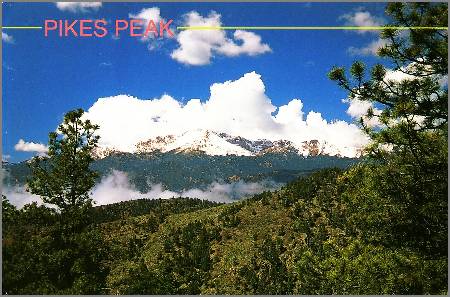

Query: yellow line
[2,26,42,29]
[177,26,448,30]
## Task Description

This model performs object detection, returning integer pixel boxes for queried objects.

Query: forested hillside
[2,197,221,294]
[4,153,357,192]
[3,166,447,294]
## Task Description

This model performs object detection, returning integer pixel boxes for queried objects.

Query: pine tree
[27,109,100,212]
[328,2,448,256]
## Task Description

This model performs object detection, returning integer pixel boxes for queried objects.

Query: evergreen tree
[328,2,448,255]
[27,109,100,212]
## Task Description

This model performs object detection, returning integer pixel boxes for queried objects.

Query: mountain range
[94,129,363,159]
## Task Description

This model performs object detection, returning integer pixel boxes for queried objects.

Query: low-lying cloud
[3,170,281,208]
[3,186,44,209]
[90,170,280,205]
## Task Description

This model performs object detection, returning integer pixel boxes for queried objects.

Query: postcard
[2,2,448,295]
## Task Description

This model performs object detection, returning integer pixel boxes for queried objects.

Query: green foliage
[2,197,222,294]
[290,165,447,294]
[294,239,447,294]
[138,220,221,294]
[137,166,446,294]
[218,203,242,227]
[2,205,107,294]
[238,236,294,294]
[106,258,157,295]
[381,3,448,76]
[27,109,100,212]
[92,197,222,224]
[2,195,18,227]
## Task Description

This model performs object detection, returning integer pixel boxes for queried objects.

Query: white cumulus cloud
[348,37,388,56]
[340,10,385,34]
[83,71,368,157]
[55,2,102,13]
[14,139,48,154]
[127,7,174,51]
[2,32,14,44]
[340,10,387,56]
[129,7,162,24]
[171,11,271,65]
[342,98,382,127]
[216,30,272,57]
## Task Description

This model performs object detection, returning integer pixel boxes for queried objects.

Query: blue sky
[3,2,391,162]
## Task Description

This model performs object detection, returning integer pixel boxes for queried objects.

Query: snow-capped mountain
[131,129,361,158]
[136,130,253,156]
